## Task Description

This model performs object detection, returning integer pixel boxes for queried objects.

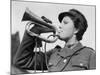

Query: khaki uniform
[13,31,96,74]
[47,43,96,72]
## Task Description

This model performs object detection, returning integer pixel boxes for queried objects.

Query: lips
[58,30,63,33]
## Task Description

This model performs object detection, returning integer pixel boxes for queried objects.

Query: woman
[13,9,96,74]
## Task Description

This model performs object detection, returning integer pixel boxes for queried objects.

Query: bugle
[22,8,58,43]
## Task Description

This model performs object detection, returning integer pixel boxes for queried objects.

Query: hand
[27,21,55,35]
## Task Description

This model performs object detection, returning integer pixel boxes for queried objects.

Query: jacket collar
[57,42,83,58]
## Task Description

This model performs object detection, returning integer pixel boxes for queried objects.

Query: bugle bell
[22,8,58,43]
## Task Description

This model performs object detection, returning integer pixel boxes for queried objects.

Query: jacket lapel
[57,42,83,58]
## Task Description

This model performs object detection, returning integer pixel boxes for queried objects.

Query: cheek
[63,25,74,34]
[59,25,75,38]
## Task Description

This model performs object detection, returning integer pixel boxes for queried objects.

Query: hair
[59,9,88,41]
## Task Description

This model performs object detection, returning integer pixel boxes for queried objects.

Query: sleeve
[13,30,43,70]
[88,50,96,70]
[46,45,61,63]
[46,49,54,63]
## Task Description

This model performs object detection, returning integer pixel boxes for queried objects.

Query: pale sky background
[11,1,95,51]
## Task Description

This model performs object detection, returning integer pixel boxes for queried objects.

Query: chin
[58,36,69,41]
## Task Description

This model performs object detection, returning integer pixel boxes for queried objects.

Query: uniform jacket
[13,31,96,74]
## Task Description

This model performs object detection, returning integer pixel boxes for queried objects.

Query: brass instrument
[22,8,58,43]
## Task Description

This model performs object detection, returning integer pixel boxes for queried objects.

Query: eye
[63,20,68,24]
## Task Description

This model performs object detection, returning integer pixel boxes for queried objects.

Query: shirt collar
[57,42,83,58]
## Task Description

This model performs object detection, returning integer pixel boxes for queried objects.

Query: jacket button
[63,59,67,63]
[48,62,53,67]
[80,63,84,66]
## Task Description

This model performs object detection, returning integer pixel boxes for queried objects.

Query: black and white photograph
[11,0,96,74]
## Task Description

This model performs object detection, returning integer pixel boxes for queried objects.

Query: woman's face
[58,16,77,41]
